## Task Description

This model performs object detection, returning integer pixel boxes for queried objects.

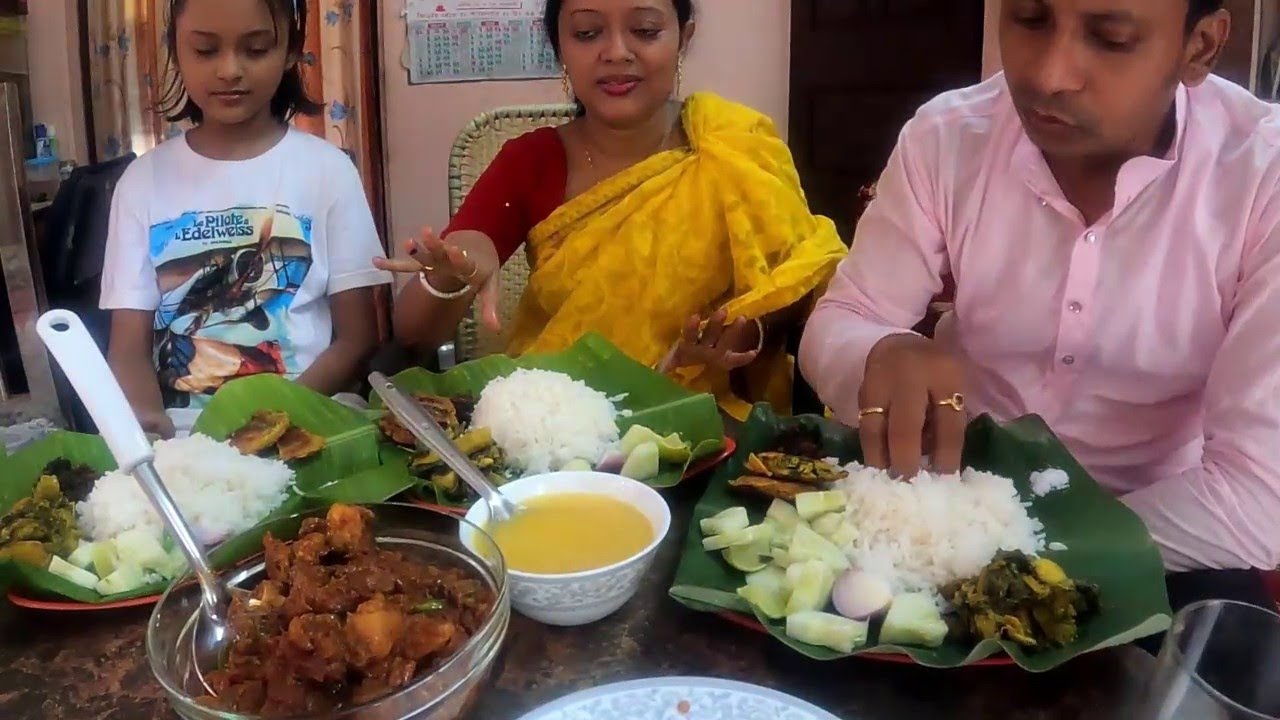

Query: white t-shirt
[100,128,392,413]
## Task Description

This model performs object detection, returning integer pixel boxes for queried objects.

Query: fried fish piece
[378,394,462,447]
[728,474,813,502]
[744,452,846,484]
[277,425,327,462]
[231,410,292,455]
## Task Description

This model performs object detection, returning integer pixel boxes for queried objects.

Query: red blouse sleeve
[442,127,566,264]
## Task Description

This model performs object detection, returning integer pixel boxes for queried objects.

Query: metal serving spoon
[369,372,520,523]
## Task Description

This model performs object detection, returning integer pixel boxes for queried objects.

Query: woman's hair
[542,0,695,60]
[160,0,323,124]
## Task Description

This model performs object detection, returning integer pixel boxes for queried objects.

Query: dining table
[0,468,1164,720]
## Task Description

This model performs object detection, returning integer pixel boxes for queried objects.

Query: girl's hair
[160,0,323,124]
[542,0,695,59]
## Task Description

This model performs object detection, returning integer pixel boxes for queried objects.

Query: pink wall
[27,0,88,164]
[378,0,792,257]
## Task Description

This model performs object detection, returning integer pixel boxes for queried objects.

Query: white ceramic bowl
[462,471,671,627]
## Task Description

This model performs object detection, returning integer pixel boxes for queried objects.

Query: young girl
[100,0,391,438]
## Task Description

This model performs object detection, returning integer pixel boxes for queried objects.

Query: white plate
[515,677,844,720]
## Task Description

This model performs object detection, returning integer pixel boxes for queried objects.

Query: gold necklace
[582,108,675,170]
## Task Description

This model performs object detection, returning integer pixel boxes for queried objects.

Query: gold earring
[561,67,573,101]
[675,56,684,98]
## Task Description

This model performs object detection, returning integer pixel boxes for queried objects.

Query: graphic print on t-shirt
[149,205,313,408]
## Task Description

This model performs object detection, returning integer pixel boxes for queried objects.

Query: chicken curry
[202,504,496,716]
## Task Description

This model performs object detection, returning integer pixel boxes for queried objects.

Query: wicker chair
[444,104,579,364]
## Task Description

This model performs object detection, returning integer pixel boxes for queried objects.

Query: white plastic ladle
[36,309,235,688]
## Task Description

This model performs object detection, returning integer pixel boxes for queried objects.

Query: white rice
[472,369,619,474]
[834,463,1046,598]
[1030,468,1071,496]
[77,434,294,546]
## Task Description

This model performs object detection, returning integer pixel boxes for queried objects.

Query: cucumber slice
[788,524,851,572]
[786,611,869,653]
[67,541,95,570]
[745,565,788,593]
[620,441,661,481]
[785,560,835,615]
[91,542,118,578]
[700,507,750,536]
[828,523,860,548]
[702,523,773,552]
[810,512,844,538]
[796,491,847,521]
[560,458,593,472]
[738,583,789,619]
[771,549,794,568]
[620,425,665,456]
[766,499,803,531]
[48,555,100,590]
[879,592,948,648]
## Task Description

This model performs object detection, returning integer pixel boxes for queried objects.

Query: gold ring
[857,407,886,419]
[936,393,965,412]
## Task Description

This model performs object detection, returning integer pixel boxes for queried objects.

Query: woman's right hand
[374,227,502,331]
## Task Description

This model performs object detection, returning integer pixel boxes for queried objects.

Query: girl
[101,0,391,438]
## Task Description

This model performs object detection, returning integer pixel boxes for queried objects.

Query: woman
[378,0,846,419]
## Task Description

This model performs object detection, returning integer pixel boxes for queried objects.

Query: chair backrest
[448,104,578,362]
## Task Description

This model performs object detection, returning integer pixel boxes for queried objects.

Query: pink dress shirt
[799,73,1280,572]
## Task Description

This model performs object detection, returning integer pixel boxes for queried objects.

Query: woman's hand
[374,227,503,331]
[657,309,762,374]
[857,334,967,479]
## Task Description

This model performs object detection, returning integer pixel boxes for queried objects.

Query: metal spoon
[369,372,520,523]
[36,310,236,690]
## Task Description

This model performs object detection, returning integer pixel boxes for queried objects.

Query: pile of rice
[835,463,1046,597]
[77,434,294,546]
[472,368,619,474]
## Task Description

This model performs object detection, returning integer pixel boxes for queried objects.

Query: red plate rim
[7,588,161,612]
[410,436,738,516]
[715,610,1015,666]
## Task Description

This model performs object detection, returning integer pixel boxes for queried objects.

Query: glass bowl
[146,502,510,720]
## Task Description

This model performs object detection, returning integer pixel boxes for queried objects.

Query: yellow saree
[505,92,848,419]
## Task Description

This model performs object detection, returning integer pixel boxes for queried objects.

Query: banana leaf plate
[668,404,1173,671]
[372,333,728,509]
[1,376,414,610]
[407,437,738,515]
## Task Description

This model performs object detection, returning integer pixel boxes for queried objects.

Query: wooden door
[789,0,987,239]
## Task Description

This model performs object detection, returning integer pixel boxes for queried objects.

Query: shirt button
[1068,301,1083,313]
[1084,232,1098,244]
[1062,355,1076,366]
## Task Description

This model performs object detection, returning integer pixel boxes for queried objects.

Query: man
[799,0,1279,611]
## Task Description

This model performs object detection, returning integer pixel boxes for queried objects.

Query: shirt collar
[1012,83,1189,218]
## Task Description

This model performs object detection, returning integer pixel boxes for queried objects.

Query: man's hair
[1187,0,1225,31]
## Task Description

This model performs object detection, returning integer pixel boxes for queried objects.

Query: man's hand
[138,409,176,440]
[858,334,967,478]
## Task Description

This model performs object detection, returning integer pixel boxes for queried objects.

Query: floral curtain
[85,0,172,162]
[84,0,384,229]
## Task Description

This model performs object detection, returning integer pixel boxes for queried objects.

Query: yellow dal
[491,492,654,575]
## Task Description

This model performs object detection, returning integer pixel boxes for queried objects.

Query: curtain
[85,0,385,232]
[295,0,385,231]
[85,0,175,162]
